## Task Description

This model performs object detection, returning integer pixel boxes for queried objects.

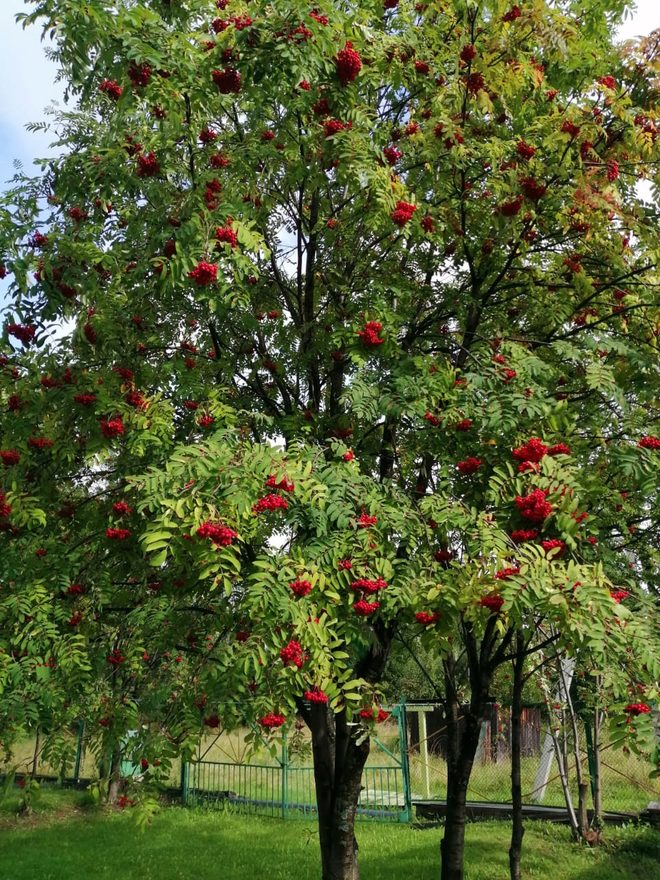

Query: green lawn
[0,787,658,880]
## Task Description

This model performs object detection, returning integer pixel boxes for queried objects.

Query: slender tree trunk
[308,705,371,880]
[562,667,589,840]
[31,728,41,778]
[591,707,603,828]
[106,747,122,805]
[508,635,525,880]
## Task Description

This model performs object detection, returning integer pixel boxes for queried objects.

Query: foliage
[0,0,658,874]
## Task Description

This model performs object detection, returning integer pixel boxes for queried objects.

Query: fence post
[181,761,190,806]
[281,733,289,819]
[73,720,85,783]
[397,702,413,822]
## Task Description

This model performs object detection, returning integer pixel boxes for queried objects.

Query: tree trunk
[508,635,525,880]
[106,746,122,805]
[440,652,490,880]
[441,711,483,880]
[590,707,603,829]
[308,705,371,880]
[31,728,41,778]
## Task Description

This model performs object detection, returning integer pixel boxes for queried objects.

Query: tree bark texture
[309,706,370,880]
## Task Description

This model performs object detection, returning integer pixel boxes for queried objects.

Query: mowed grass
[0,787,658,880]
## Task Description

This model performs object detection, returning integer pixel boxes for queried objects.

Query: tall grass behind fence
[4,705,657,818]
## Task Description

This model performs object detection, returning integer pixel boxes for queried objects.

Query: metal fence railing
[183,760,409,821]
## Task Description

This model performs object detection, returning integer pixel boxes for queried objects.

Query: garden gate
[181,702,412,822]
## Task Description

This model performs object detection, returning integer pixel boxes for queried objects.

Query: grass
[0,786,658,880]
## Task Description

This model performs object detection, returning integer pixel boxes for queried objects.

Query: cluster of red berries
[516,140,536,159]
[197,521,237,546]
[357,321,385,347]
[359,707,389,723]
[457,457,482,474]
[502,5,522,22]
[323,118,350,138]
[335,42,362,85]
[216,225,238,249]
[136,152,160,178]
[415,611,440,626]
[100,417,125,439]
[624,703,650,716]
[0,450,20,467]
[390,200,417,227]
[260,712,286,729]
[265,474,295,492]
[125,390,148,409]
[541,539,566,557]
[28,437,53,450]
[0,491,11,519]
[7,323,36,344]
[107,649,126,665]
[480,595,504,613]
[106,528,131,540]
[354,599,380,616]
[383,146,402,165]
[99,79,123,100]
[253,493,289,513]
[128,62,151,88]
[510,529,538,542]
[212,68,241,94]
[290,579,312,598]
[280,640,305,668]
[638,436,660,450]
[350,577,388,595]
[188,261,218,286]
[515,489,552,522]
[303,688,328,704]
[112,501,132,516]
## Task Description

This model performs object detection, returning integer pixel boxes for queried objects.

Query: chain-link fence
[405,701,658,815]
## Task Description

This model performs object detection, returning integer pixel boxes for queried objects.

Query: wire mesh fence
[404,702,658,815]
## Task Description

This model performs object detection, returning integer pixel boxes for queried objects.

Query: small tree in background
[0,2,658,880]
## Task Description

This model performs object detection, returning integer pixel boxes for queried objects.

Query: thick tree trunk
[308,706,371,880]
[441,711,483,880]
[508,636,525,880]
[440,659,489,880]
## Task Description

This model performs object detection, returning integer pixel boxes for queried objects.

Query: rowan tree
[0,3,659,880]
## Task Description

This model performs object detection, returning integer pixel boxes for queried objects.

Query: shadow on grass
[0,801,658,880]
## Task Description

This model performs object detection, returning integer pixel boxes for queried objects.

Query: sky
[0,0,658,302]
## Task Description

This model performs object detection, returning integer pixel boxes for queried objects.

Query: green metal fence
[182,703,412,823]
[184,760,410,821]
